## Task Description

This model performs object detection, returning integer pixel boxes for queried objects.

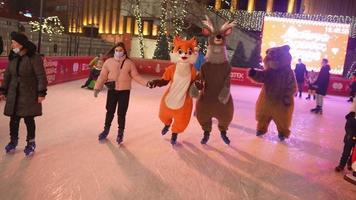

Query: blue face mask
[114,51,124,60]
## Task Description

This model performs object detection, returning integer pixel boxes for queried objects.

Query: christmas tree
[153,34,170,60]
[247,44,261,68]
[230,41,248,67]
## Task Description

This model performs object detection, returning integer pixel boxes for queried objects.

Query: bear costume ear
[281,45,290,51]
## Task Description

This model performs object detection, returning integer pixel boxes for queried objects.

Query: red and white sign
[0,57,352,96]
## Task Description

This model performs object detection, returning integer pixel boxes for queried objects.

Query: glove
[248,68,256,77]
[194,79,204,90]
[148,79,169,88]
[94,89,100,97]
[345,112,355,120]
[147,80,156,88]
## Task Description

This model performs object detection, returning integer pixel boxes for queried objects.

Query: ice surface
[0,76,355,200]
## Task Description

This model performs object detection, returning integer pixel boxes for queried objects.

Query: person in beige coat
[94,42,149,144]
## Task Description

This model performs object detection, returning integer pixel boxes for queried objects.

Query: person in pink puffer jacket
[94,42,149,144]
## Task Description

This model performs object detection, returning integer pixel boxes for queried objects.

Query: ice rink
[0,76,355,200]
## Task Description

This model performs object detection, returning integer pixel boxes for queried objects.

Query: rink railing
[0,56,352,96]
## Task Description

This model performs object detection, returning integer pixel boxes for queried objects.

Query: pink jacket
[94,56,147,91]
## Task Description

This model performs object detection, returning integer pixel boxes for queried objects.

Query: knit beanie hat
[10,31,29,46]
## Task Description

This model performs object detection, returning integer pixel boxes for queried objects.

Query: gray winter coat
[0,52,48,117]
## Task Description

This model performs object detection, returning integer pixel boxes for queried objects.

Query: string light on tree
[153,0,170,60]
[133,0,144,58]
[29,16,64,41]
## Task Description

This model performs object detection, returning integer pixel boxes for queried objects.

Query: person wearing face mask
[94,42,149,144]
[0,32,48,156]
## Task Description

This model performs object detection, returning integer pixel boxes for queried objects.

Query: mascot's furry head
[202,15,236,64]
[263,45,292,70]
[170,36,197,64]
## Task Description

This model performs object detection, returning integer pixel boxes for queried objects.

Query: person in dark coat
[347,72,356,102]
[294,58,308,98]
[0,36,3,55]
[0,32,48,156]
[310,58,330,114]
[335,100,356,172]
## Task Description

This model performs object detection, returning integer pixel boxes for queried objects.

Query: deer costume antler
[220,20,237,33]
[202,15,215,33]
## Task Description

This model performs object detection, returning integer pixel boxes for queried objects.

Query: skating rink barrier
[0,56,352,96]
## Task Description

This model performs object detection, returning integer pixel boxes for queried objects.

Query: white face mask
[114,51,124,60]
[12,48,20,54]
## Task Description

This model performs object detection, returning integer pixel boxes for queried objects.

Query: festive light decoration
[347,61,356,79]
[153,0,170,60]
[152,0,189,60]
[207,7,356,38]
[133,0,144,58]
[29,16,65,41]
[172,0,188,36]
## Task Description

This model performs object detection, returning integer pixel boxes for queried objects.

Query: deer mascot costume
[192,16,235,145]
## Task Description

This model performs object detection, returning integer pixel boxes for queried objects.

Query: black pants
[10,116,36,142]
[104,89,130,131]
[297,82,304,94]
[338,141,354,167]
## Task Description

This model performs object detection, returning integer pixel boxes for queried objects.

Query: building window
[152,24,158,36]
[55,5,67,12]
[126,17,133,34]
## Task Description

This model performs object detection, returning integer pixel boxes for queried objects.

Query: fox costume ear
[189,37,197,47]
[173,36,182,45]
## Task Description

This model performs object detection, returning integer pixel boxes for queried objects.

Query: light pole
[37,0,43,53]
[88,22,94,55]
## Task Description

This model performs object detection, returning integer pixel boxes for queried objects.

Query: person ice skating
[248,45,297,141]
[193,46,205,72]
[344,146,356,185]
[294,58,308,98]
[94,42,149,144]
[335,99,356,172]
[0,35,3,55]
[0,32,48,156]
[347,72,356,102]
[305,70,317,100]
[191,16,235,145]
[81,54,104,89]
[310,58,330,114]
[148,36,198,145]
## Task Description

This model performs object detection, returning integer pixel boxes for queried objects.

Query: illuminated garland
[208,7,356,38]
[153,0,170,60]
[347,61,356,78]
[29,16,65,41]
[133,0,144,58]
[172,0,188,36]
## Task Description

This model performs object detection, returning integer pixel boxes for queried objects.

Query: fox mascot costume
[148,36,198,145]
